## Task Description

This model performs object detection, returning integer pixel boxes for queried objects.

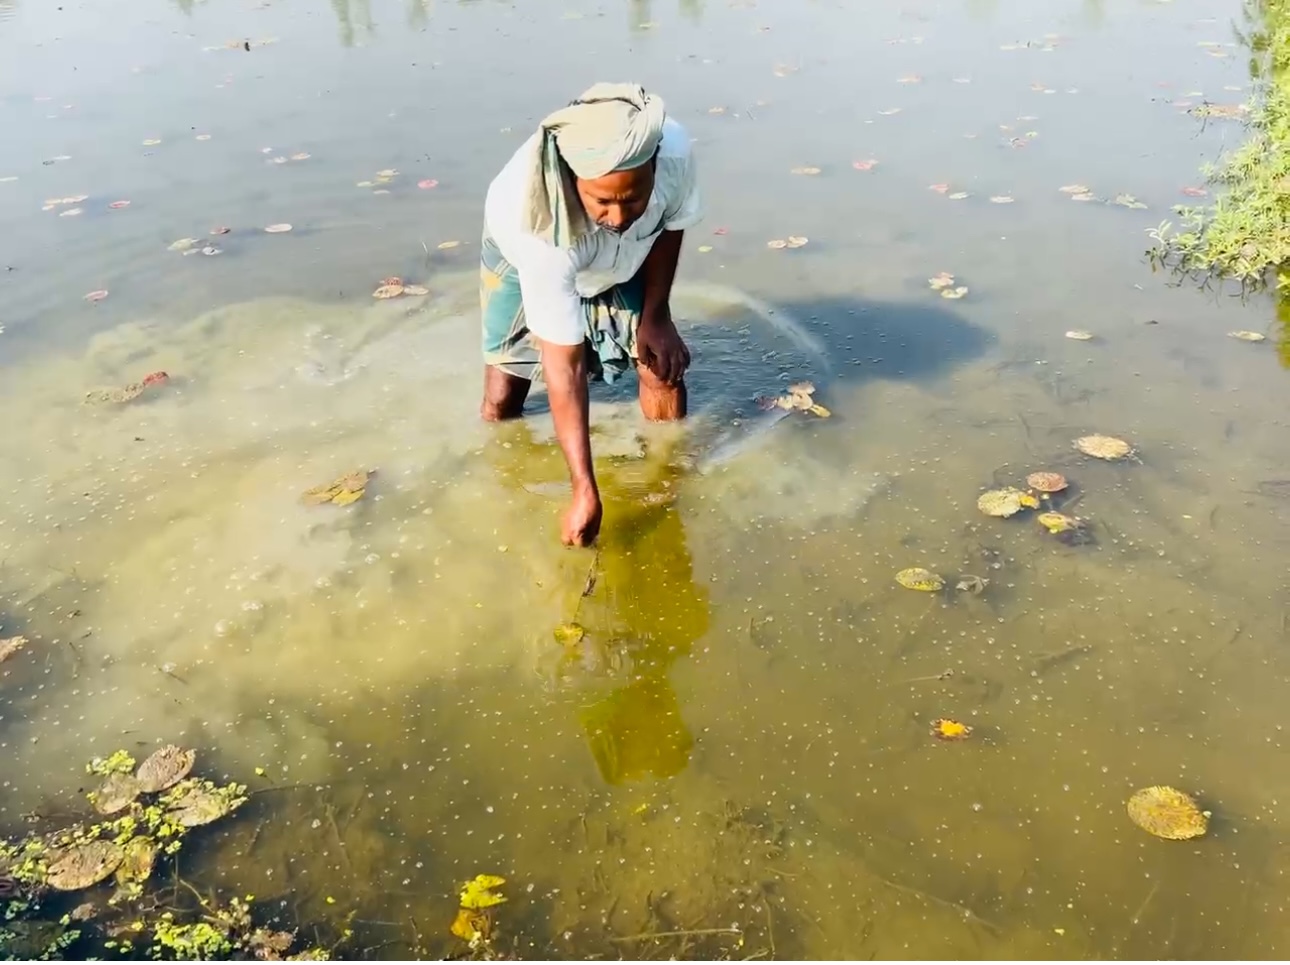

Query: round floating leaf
[46,840,125,892]
[264,223,292,233]
[1074,434,1132,460]
[115,836,157,885]
[161,779,247,827]
[1065,330,1094,341]
[1127,785,1209,840]
[895,567,944,591]
[136,745,196,793]
[91,772,141,815]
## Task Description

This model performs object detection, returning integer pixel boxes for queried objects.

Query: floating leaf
[46,841,124,892]
[417,179,439,189]
[356,180,374,188]
[459,874,507,910]
[940,286,968,299]
[290,152,311,161]
[1059,184,1089,194]
[108,200,131,209]
[141,138,161,146]
[1074,434,1133,460]
[169,238,199,251]
[1227,330,1266,342]
[895,567,944,591]
[928,272,955,290]
[201,246,222,256]
[90,772,141,815]
[931,718,972,740]
[136,745,196,793]
[896,74,922,84]
[271,156,289,164]
[978,488,1027,517]
[712,226,729,235]
[1113,193,1147,209]
[877,107,903,115]
[83,290,109,302]
[928,183,949,194]
[1065,330,1095,341]
[697,244,713,253]
[403,284,429,296]
[373,284,405,299]
[553,623,585,646]
[195,134,212,141]
[375,168,398,178]
[948,191,969,200]
[0,635,27,663]
[790,166,821,175]
[707,106,726,114]
[437,240,461,250]
[989,195,1015,204]
[210,226,231,235]
[264,223,292,233]
[1180,186,1208,197]
[59,207,83,217]
[767,239,788,250]
[785,236,808,248]
[302,469,372,506]
[852,158,878,171]
[161,778,248,827]
[1070,192,1096,202]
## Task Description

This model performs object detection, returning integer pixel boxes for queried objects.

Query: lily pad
[168,238,199,251]
[1065,330,1094,341]
[1227,330,1266,342]
[161,779,247,827]
[373,284,405,299]
[114,835,157,886]
[553,623,586,646]
[90,771,141,815]
[459,874,507,910]
[785,236,808,248]
[135,745,196,793]
[977,487,1032,518]
[940,286,969,300]
[45,840,124,891]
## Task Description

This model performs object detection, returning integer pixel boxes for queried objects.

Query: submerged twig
[609,927,743,943]
[873,874,1001,936]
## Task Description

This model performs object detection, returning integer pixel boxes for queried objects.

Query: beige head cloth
[524,82,666,249]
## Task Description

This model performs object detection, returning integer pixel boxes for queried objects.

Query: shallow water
[3,0,1290,958]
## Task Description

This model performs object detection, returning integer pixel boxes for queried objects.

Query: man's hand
[637,312,691,385]
[561,484,603,547]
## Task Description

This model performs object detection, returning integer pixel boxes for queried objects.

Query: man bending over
[478,82,703,547]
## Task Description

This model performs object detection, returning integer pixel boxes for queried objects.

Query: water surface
[3,0,1290,958]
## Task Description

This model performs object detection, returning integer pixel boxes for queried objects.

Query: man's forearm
[540,340,597,495]
[641,229,683,319]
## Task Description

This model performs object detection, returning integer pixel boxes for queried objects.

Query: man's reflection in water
[481,420,709,784]
[573,489,708,784]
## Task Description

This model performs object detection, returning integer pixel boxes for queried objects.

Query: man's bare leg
[480,366,531,422]
[637,363,686,422]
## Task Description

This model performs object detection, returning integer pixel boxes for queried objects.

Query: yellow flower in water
[931,718,972,741]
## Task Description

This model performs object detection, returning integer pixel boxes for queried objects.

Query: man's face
[575,161,655,235]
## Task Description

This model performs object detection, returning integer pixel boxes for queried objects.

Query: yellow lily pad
[553,623,586,646]
[895,567,945,591]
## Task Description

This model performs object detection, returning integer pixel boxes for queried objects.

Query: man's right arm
[513,246,601,546]
[539,339,601,546]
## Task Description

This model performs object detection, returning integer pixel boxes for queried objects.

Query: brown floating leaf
[91,772,141,815]
[114,835,158,887]
[46,840,125,891]
[302,469,372,506]
[0,635,28,663]
[373,284,405,299]
[161,780,244,827]
[136,745,196,793]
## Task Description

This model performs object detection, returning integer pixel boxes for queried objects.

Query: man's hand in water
[561,483,603,547]
[539,338,602,546]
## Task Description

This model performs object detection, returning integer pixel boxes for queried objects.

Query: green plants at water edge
[1148,0,1290,294]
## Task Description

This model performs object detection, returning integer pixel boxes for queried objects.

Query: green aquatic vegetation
[1149,0,1290,294]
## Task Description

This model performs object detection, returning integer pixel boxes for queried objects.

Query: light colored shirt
[483,117,703,345]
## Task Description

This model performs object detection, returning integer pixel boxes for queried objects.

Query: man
[478,82,702,547]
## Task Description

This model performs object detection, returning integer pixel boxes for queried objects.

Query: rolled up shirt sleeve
[662,150,704,232]
[511,239,586,346]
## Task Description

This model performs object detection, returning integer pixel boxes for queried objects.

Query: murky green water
[4,0,1290,958]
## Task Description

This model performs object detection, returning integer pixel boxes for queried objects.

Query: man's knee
[481,366,530,421]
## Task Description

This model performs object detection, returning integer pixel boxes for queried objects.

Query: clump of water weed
[0,747,337,961]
